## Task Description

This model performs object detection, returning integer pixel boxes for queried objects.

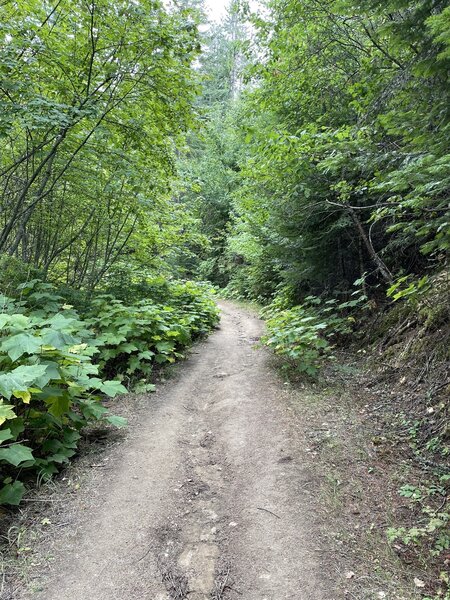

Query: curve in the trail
[24,301,331,600]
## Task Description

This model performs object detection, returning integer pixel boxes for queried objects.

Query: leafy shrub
[164,280,220,335]
[0,294,126,506]
[88,281,219,384]
[102,269,174,305]
[387,480,450,557]
[263,305,330,376]
[387,477,450,595]
[89,297,189,381]
[0,256,44,299]
[0,278,219,505]
[387,274,431,304]
[262,292,366,376]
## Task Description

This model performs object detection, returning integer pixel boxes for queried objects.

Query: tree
[217,0,449,300]
[0,0,201,288]
[175,1,250,285]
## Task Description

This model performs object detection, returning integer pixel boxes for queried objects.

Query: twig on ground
[256,507,281,519]
[135,546,152,563]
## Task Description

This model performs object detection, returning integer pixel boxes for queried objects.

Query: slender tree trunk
[348,206,392,284]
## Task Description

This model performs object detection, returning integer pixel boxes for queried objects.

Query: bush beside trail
[0,278,219,506]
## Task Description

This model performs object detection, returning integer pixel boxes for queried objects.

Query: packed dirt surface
[19,301,334,600]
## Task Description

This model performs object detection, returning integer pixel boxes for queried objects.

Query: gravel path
[24,301,332,600]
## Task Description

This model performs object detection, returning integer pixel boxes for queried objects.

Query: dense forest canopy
[0,0,203,289]
[1,0,448,299]
[181,0,449,303]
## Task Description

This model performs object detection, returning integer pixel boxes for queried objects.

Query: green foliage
[387,275,431,303]
[263,305,331,376]
[88,281,219,382]
[175,6,251,287]
[183,0,449,305]
[386,271,450,336]
[262,292,366,376]
[387,476,450,560]
[0,0,202,288]
[0,256,44,299]
[0,278,219,506]
[0,291,126,505]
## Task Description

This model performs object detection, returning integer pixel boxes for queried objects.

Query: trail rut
[21,301,332,600]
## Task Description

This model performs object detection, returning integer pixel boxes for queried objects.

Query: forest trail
[24,301,331,600]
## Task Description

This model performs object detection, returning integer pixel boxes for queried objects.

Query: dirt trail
[23,301,333,600]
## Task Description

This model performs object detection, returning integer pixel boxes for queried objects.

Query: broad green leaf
[0,364,49,399]
[45,396,71,419]
[46,452,74,464]
[68,343,88,354]
[0,429,14,444]
[40,329,77,349]
[45,314,76,330]
[13,390,31,404]
[98,380,127,397]
[34,362,59,387]
[6,314,30,329]
[155,341,175,353]
[81,401,108,420]
[116,342,139,354]
[155,353,170,364]
[106,415,128,428]
[0,332,42,361]
[0,481,25,506]
[0,402,17,425]
[0,444,34,466]
[126,355,141,374]
[8,418,24,438]
[138,350,155,360]
[134,382,156,393]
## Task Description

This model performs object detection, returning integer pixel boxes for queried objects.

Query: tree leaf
[0,402,17,426]
[0,443,34,466]
[45,395,71,419]
[0,429,14,444]
[0,481,25,506]
[0,364,48,399]
[0,332,42,361]
[98,380,127,397]
[13,390,31,404]
[106,415,128,428]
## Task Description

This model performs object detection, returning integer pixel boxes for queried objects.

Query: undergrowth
[257,271,449,597]
[0,277,219,506]
[261,287,366,377]
[376,273,449,599]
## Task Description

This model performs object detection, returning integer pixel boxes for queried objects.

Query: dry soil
[19,300,334,600]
